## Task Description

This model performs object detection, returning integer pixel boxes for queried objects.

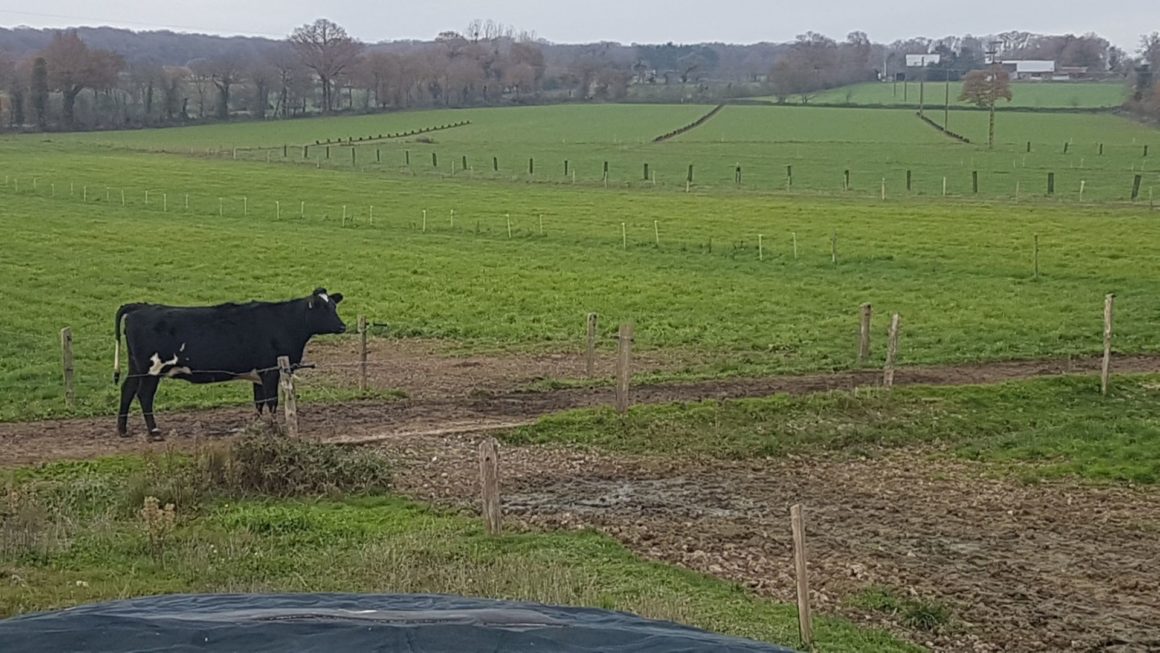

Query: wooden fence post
[60,327,75,410]
[358,315,368,392]
[1033,234,1040,279]
[858,303,873,365]
[615,323,634,413]
[277,356,299,437]
[1102,294,1115,396]
[791,504,814,649]
[586,313,598,378]
[479,437,502,535]
[884,313,901,388]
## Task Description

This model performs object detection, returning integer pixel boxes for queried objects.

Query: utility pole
[918,55,926,117]
[985,41,1002,150]
[944,67,951,129]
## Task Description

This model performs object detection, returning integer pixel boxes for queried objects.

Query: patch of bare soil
[2,348,1159,469]
[376,431,1160,653]
[304,337,699,400]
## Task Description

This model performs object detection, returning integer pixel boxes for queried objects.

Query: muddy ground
[383,430,1160,653]
[2,341,1160,652]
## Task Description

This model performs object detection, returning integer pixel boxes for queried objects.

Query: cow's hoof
[117,429,130,439]
[148,429,165,442]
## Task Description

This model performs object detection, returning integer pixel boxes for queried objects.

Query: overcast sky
[0,1,1154,51]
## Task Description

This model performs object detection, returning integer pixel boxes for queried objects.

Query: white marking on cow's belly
[148,353,180,376]
[166,366,192,378]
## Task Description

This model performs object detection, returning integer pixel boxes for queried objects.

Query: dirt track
[3,342,1160,652]
[3,340,1159,467]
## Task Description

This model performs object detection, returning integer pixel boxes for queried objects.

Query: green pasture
[1,138,1159,421]
[50,105,706,150]
[512,374,1160,484]
[35,103,1160,202]
[773,81,1128,109]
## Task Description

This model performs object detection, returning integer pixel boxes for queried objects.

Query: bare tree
[0,52,12,129]
[31,56,48,130]
[361,51,402,108]
[186,58,212,118]
[160,66,187,122]
[288,18,363,112]
[503,62,536,99]
[960,68,1012,149]
[247,57,277,119]
[208,52,245,120]
[41,30,123,128]
[1141,32,1160,71]
[128,58,164,124]
[265,44,307,117]
[3,55,27,128]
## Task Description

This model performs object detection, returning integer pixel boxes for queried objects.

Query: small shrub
[902,599,952,631]
[139,496,176,561]
[854,586,952,633]
[214,434,392,498]
[0,485,56,560]
[117,435,392,512]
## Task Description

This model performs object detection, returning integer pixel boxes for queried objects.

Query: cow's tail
[113,303,147,384]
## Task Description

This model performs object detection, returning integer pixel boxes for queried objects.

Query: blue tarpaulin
[0,593,800,652]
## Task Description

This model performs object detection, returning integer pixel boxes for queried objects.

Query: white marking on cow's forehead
[318,293,330,304]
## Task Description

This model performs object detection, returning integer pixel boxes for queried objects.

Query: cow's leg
[116,375,141,437]
[252,382,266,415]
[260,371,280,414]
[136,376,164,440]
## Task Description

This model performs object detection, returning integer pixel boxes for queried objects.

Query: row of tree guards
[0,176,1146,275]
[274,140,1154,162]
[242,146,1160,201]
[3,178,1149,269]
[9,168,1155,211]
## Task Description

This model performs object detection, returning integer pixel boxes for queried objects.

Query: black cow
[113,288,346,440]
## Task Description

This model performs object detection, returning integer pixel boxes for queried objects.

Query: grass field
[1,103,1158,421]
[34,103,1160,202]
[772,81,1129,109]
[1,141,1159,421]
[0,445,913,652]
[511,374,1160,484]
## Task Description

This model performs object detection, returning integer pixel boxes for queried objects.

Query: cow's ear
[331,293,344,304]
[312,287,327,296]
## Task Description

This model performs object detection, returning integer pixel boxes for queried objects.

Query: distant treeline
[0,21,1155,132]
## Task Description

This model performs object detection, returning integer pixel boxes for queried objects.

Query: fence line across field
[64,292,1123,429]
[9,174,1145,274]
[3,164,1158,227]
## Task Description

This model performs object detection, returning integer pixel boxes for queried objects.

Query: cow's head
[306,287,346,334]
